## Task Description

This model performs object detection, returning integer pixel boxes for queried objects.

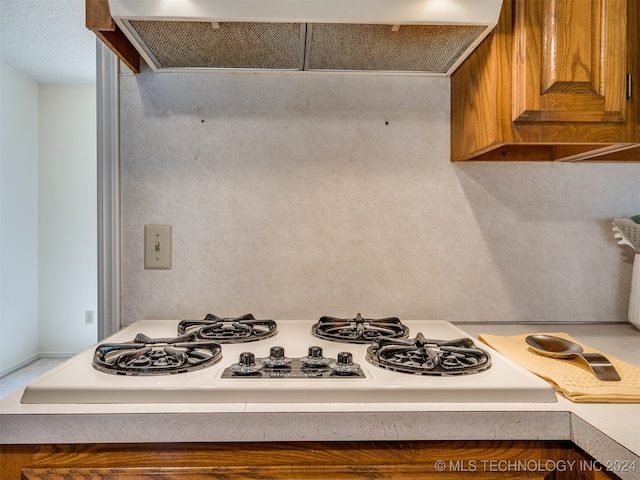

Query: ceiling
[0,0,96,83]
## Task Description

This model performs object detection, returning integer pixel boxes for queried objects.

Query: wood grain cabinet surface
[451,0,639,162]
[0,441,624,480]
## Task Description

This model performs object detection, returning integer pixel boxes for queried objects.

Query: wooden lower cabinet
[0,441,623,480]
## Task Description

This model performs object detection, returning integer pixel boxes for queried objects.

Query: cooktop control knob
[337,352,353,364]
[330,351,361,375]
[262,346,292,367]
[270,346,285,358]
[240,352,255,365]
[300,346,333,368]
[309,345,322,357]
[230,352,263,375]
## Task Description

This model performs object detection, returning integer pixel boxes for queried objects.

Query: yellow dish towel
[478,332,640,403]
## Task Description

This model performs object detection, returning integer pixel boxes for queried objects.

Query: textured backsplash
[119,69,640,325]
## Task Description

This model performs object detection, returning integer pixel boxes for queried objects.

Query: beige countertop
[1,322,639,479]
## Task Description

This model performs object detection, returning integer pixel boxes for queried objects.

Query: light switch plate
[144,224,172,269]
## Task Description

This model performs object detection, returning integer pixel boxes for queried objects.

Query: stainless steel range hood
[108,0,503,75]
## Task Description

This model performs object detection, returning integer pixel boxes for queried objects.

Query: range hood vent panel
[306,23,486,73]
[129,21,305,70]
[109,0,503,75]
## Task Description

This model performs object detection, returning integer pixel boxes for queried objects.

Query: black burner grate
[366,333,491,375]
[92,332,222,376]
[177,313,277,343]
[311,313,409,344]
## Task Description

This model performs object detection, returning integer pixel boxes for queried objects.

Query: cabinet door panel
[513,0,627,123]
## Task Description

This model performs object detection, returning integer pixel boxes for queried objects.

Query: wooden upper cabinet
[513,0,627,123]
[451,0,639,162]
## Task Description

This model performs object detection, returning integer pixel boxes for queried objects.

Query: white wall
[119,69,640,326]
[0,64,97,375]
[39,84,97,354]
[0,62,40,373]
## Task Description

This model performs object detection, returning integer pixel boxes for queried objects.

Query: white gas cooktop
[21,319,557,404]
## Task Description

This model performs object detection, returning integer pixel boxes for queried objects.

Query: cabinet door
[512,0,628,123]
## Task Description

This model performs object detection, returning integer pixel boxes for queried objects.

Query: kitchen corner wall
[120,68,640,326]
[1,62,39,374]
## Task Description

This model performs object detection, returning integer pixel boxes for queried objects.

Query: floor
[0,357,70,399]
